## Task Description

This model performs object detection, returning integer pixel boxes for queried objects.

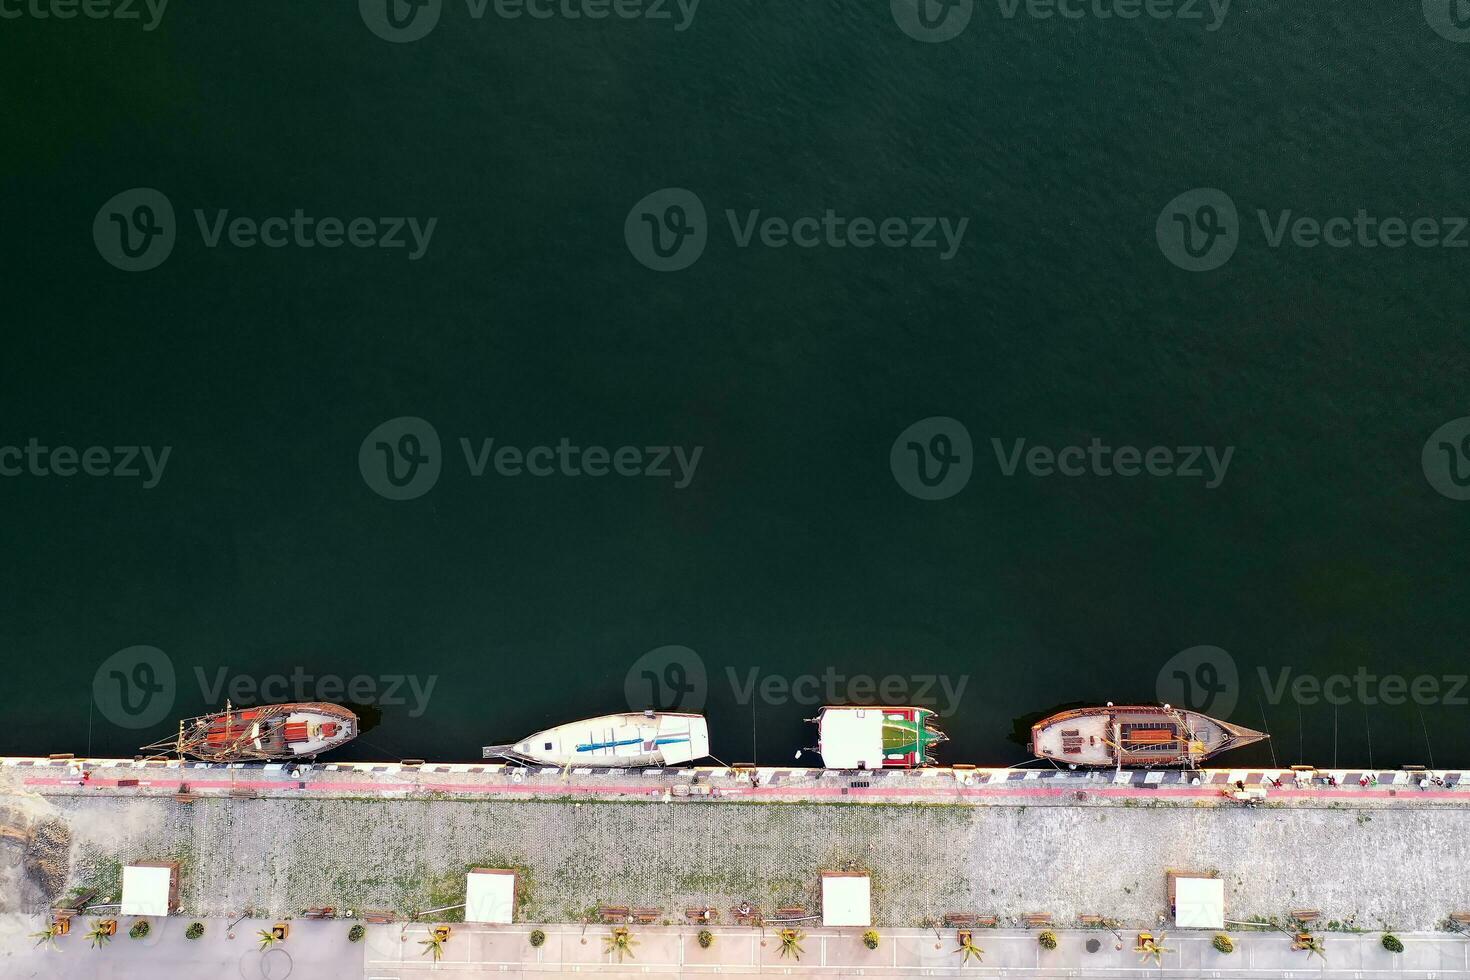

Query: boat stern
[655,714,709,766]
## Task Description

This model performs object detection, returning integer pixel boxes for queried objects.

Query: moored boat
[810,705,947,769]
[141,701,358,763]
[482,710,710,767]
[1029,703,1267,768]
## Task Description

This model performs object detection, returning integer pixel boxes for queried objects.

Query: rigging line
[1297,702,1304,765]
[1333,704,1338,771]
[1365,707,1374,772]
[1255,694,1279,770]
[750,698,758,767]
[1417,708,1435,771]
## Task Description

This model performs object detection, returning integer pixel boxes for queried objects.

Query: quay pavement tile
[821,931,892,968]
[893,931,959,969]
[468,927,534,964]
[628,929,683,964]
[563,930,616,965]
[1438,938,1470,974]
[682,928,759,967]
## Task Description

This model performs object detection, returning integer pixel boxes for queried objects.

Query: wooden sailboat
[1029,703,1267,768]
[141,701,358,763]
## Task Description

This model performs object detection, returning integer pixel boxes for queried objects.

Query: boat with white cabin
[809,705,947,769]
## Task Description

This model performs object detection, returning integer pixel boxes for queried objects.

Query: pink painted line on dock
[21,776,1465,801]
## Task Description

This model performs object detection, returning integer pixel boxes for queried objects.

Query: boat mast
[1109,703,1121,774]
[1166,704,1197,768]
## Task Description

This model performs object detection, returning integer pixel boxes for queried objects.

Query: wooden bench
[597,906,630,924]
[1290,909,1321,925]
[685,907,717,924]
[631,908,661,924]
[302,907,336,919]
[362,910,396,924]
[731,905,762,926]
[1023,913,1053,927]
[773,906,808,920]
[943,913,977,928]
[1451,911,1470,925]
[54,889,98,917]
[1079,915,1105,927]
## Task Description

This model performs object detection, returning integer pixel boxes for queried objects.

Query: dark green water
[3,1,1469,771]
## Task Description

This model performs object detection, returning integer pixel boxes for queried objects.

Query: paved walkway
[7,756,1468,806]
[5,917,1468,978]
[361,924,1470,978]
[8,757,1470,934]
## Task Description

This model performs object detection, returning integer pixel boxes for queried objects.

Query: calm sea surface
[2,2,1469,770]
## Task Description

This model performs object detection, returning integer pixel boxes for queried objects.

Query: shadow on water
[344,701,383,736]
